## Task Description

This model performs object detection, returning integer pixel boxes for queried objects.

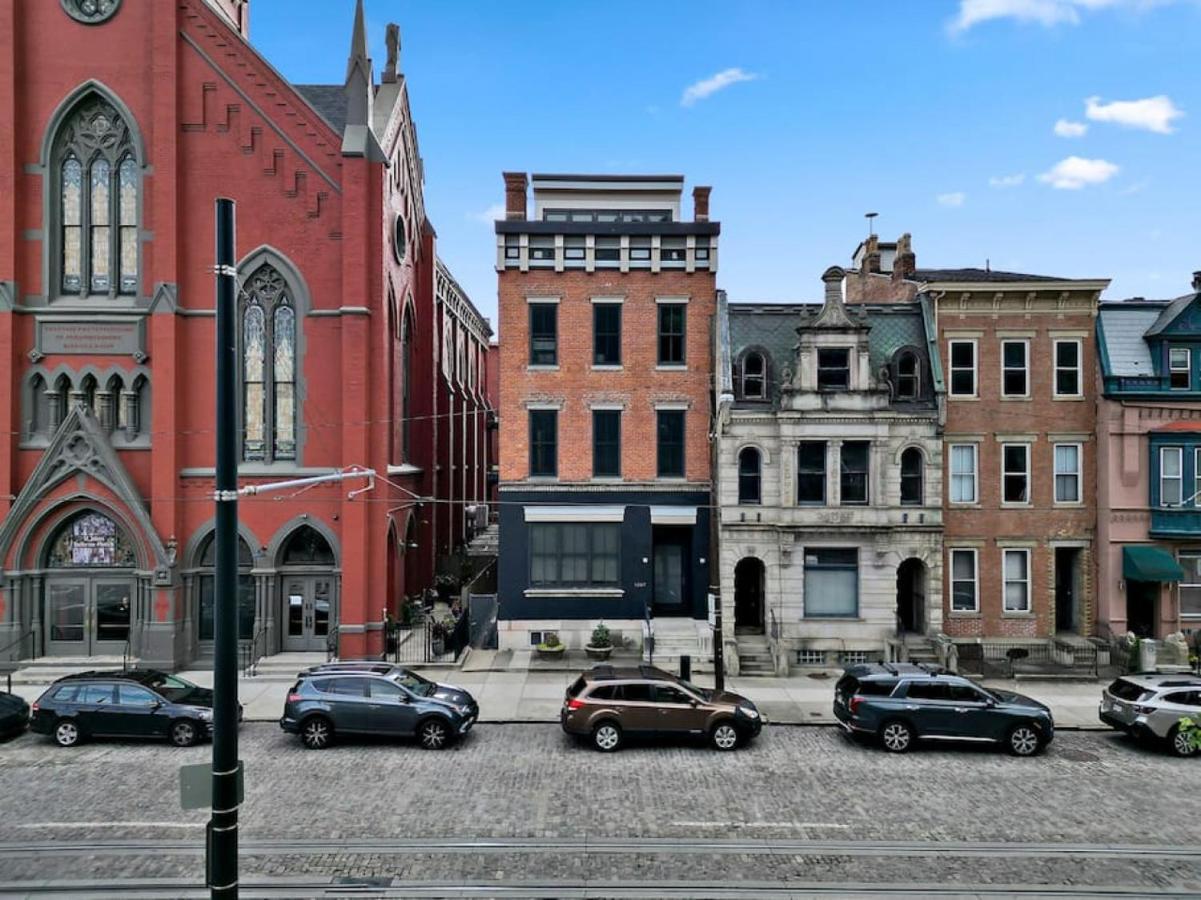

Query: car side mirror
[690,699,699,708]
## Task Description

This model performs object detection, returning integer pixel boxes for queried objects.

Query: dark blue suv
[833,663,1054,756]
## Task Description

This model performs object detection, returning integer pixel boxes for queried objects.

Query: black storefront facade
[496,489,711,651]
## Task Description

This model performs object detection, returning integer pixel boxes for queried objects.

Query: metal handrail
[0,629,34,694]
[769,609,780,643]
[241,623,269,677]
[122,638,132,672]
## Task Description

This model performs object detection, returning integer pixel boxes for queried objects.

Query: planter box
[536,645,566,660]
[585,645,613,661]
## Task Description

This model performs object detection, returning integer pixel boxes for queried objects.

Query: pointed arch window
[240,264,297,462]
[401,306,414,462]
[52,94,139,297]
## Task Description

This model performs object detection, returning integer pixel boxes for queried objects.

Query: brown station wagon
[560,665,762,752]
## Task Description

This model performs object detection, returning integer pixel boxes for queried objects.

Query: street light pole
[210,197,240,900]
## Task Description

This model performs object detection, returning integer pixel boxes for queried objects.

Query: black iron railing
[241,624,269,677]
[0,629,34,694]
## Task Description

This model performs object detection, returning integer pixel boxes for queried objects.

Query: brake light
[849,695,863,714]
[566,698,586,710]
[30,702,38,714]
[287,693,302,703]
[1134,704,1155,715]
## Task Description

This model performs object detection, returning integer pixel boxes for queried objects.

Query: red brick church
[0,0,493,668]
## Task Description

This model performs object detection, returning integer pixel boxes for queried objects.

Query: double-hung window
[1054,339,1082,397]
[797,442,827,504]
[1179,551,1201,618]
[529,409,558,477]
[1003,549,1031,613]
[529,303,558,366]
[803,548,858,618]
[592,410,621,478]
[530,523,620,587]
[949,444,977,503]
[950,549,978,612]
[1054,443,1081,503]
[593,303,621,366]
[1002,443,1030,504]
[839,441,869,505]
[1160,446,1183,507]
[1170,348,1192,390]
[1001,340,1028,397]
[817,348,851,390]
[656,410,685,478]
[948,340,976,397]
[657,304,686,366]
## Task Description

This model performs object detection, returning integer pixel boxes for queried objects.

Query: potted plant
[430,617,454,656]
[536,631,566,659]
[435,572,459,602]
[586,622,614,661]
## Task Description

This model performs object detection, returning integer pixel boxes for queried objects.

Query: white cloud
[988,173,1026,188]
[949,0,1120,33]
[1037,156,1120,189]
[1085,95,1184,134]
[1119,178,1150,195]
[468,203,506,224]
[680,67,758,107]
[1054,118,1088,137]
[937,191,967,207]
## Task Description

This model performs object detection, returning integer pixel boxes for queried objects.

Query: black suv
[281,666,478,750]
[30,669,236,748]
[833,663,1054,756]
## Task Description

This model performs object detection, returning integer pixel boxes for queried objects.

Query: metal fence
[468,594,498,650]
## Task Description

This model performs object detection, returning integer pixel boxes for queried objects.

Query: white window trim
[1053,442,1083,506]
[949,548,979,614]
[524,295,561,304]
[948,339,978,399]
[1161,445,1184,508]
[1000,442,1032,508]
[1000,339,1030,399]
[654,401,690,410]
[655,295,690,304]
[1053,338,1084,399]
[1170,347,1192,391]
[524,505,625,523]
[949,443,978,505]
[1179,550,1201,620]
[590,295,625,304]
[1003,548,1032,614]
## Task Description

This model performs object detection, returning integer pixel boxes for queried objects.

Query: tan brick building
[845,234,1108,645]
[493,174,718,654]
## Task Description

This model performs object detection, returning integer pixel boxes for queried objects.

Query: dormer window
[1170,348,1191,390]
[896,351,919,399]
[741,352,766,400]
[817,348,850,390]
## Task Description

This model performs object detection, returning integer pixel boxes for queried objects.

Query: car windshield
[139,672,199,701]
[675,678,713,701]
[391,671,434,697]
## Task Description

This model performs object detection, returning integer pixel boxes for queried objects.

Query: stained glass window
[242,303,266,460]
[52,94,137,296]
[46,511,136,568]
[240,263,299,462]
[273,304,296,459]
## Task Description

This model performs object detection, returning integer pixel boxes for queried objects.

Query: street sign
[180,761,244,811]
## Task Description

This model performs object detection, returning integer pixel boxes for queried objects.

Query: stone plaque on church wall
[32,318,146,361]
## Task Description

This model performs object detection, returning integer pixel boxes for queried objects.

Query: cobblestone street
[0,723,1198,896]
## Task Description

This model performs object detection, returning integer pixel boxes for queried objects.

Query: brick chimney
[893,232,916,282]
[862,234,881,274]
[502,172,528,221]
[693,186,711,222]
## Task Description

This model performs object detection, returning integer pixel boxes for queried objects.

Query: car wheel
[53,719,81,748]
[1007,723,1043,757]
[1169,725,1199,758]
[880,719,914,753]
[711,720,740,751]
[300,716,333,750]
[419,718,450,750]
[592,721,622,752]
[170,720,199,748]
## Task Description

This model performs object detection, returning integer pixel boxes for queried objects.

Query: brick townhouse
[846,234,1109,648]
[494,174,718,656]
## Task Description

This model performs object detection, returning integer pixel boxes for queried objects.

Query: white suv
[1099,672,1201,757]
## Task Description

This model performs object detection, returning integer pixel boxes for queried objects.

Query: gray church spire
[342,0,385,160]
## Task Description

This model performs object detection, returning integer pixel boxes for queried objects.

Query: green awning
[1123,546,1184,582]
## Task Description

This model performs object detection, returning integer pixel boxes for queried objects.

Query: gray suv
[834,663,1054,756]
[281,668,477,750]
[1099,672,1201,757]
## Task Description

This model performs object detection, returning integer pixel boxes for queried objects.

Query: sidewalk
[3,652,1111,729]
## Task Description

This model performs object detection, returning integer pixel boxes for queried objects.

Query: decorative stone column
[46,390,63,431]
[121,390,138,441]
[96,391,115,432]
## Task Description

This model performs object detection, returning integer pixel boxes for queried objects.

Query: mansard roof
[1098,292,1201,383]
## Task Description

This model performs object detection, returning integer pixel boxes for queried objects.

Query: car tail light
[1134,704,1155,714]
[286,693,302,703]
[849,695,864,714]
[566,698,586,711]
[30,702,38,714]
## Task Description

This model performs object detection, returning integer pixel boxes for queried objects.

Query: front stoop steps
[735,634,775,677]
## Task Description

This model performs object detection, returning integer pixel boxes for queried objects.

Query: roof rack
[914,662,942,676]
[880,662,898,675]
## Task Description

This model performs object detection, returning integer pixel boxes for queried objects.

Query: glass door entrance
[45,578,133,656]
[282,576,332,652]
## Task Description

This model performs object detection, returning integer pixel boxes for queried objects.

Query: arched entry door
[896,558,926,634]
[278,526,336,652]
[734,557,766,634]
[42,510,137,656]
[194,533,256,647]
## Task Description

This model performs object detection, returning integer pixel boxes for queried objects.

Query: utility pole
[210,197,239,899]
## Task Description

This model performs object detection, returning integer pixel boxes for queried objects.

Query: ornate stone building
[715,268,944,673]
[0,0,491,669]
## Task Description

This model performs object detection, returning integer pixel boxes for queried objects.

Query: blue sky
[251,0,1200,329]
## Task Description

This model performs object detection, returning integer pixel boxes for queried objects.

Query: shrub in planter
[586,622,613,660]
[536,631,566,657]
